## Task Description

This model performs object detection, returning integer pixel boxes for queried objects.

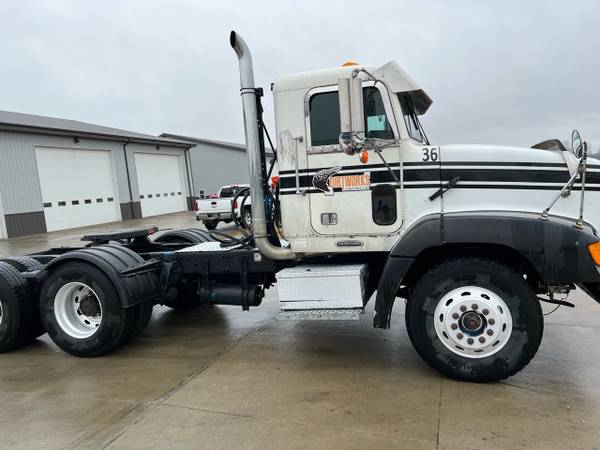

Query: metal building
[161,133,275,197]
[0,110,194,239]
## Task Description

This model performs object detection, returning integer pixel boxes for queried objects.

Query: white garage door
[135,153,187,217]
[36,147,120,232]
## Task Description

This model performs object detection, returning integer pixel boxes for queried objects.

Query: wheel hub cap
[54,282,103,339]
[433,286,513,358]
[460,311,485,334]
[79,294,101,317]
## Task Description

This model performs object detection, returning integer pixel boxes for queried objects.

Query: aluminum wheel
[54,282,103,339]
[0,300,4,327]
[433,285,513,359]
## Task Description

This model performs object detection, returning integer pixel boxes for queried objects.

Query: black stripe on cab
[277,160,573,176]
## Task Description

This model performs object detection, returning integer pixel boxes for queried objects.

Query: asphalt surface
[1,212,599,449]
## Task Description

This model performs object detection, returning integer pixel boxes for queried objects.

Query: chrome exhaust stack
[230,31,295,260]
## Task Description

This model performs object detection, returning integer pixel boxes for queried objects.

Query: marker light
[359,148,368,164]
[588,242,600,265]
[342,61,359,67]
[271,176,279,187]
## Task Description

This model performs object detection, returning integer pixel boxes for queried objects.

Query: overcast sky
[1,1,598,149]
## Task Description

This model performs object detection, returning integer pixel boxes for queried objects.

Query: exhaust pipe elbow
[230,31,243,58]
[230,30,295,261]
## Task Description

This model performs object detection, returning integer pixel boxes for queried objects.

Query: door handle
[293,135,304,195]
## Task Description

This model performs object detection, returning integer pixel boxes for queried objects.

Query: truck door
[305,84,403,236]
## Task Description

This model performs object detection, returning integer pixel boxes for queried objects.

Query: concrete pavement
[1,212,599,449]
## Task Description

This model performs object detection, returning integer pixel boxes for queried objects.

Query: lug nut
[488,318,495,325]
[482,308,489,315]
[452,313,459,320]
[487,329,494,336]
[451,323,458,330]
[460,305,467,312]
[467,338,474,345]
[479,336,486,343]
[471,304,479,310]
[457,333,463,340]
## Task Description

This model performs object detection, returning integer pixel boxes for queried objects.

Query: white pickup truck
[196,184,252,230]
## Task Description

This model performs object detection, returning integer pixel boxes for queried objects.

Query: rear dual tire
[40,262,153,357]
[406,258,543,382]
[1,256,45,341]
[0,262,38,352]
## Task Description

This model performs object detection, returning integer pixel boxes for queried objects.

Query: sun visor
[372,61,433,115]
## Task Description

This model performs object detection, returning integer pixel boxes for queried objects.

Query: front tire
[40,262,134,357]
[406,257,543,382]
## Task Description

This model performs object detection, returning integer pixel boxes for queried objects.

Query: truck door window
[309,87,393,147]
[364,88,393,140]
[372,184,397,225]
[309,92,341,146]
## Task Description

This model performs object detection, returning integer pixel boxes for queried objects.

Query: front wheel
[405,257,543,382]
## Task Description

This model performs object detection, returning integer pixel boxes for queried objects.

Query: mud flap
[373,256,414,329]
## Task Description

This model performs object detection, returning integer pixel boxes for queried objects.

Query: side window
[371,184,397,225]
[309,92,341,146]
[363,87,394,140]
[309,87,394,147]
[399,95,425,143]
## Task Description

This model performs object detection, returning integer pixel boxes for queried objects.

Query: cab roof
[272,61,432,115]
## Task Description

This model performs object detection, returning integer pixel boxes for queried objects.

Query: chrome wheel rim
[0,299,4,327]
[244,210,252,226]
[433,286,513,359]
[54,282,102,339]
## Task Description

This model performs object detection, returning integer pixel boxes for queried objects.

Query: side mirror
[338,77,364,155]
[572,129,583,158]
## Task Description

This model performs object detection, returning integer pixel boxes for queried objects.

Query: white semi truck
[1,31,600,382]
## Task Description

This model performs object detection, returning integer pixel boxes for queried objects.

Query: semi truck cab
[0,31,599,384]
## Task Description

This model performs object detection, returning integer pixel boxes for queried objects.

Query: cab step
[275,309,362,321]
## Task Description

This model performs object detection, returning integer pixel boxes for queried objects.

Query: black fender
[373,211,600,328]
[43,245,161,307]
[153,228,215,245]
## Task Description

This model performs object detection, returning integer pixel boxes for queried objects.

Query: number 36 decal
[422,147,439,162]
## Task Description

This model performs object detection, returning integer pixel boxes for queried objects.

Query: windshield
[399,95,427,144]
